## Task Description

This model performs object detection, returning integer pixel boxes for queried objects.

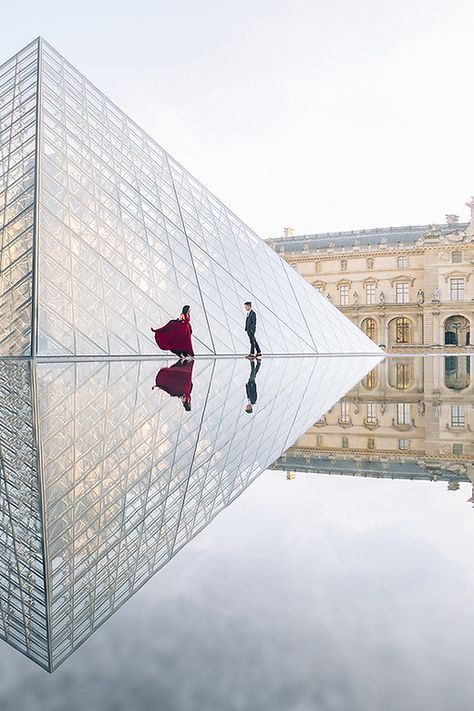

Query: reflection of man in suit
[245,360,261,413]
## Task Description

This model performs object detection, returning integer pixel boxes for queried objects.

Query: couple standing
[151,302,262,359]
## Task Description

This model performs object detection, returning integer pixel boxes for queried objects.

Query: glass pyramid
[0,354,380,671]
[0,38,381,357]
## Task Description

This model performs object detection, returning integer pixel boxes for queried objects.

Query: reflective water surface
[0,355,377,671]
[1,355,474,711]
[274,354,474,488]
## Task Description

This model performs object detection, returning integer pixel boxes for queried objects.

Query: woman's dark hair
[181,305,190,316]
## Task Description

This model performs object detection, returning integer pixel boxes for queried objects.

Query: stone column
[379,313,387,346]
[432,311,441,346]
[416,312,423,345]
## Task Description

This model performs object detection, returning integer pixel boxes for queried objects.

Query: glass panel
[0,42,38,355]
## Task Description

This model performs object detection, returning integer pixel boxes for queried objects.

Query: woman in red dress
[152,360,194,411]
[151,305,194,360]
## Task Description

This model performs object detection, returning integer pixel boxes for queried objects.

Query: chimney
[283,227,295,238]
[445,214,459,224]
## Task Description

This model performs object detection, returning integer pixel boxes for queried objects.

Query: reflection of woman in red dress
[152,360,194,411]
[151,305,194,360]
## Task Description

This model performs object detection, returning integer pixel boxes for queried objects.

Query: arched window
[444,315,470,346]
[362,368,377,389]
[388,360,413,389]
[367,258,374,270]
[362,318,377,342]
[396,364,410,389]
[444,356,470,390]
[396,317,411,343]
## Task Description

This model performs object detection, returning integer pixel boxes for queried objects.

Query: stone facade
[268,203,474,349]
[273,355,474,495]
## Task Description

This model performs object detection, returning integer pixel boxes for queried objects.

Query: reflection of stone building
[268,204,474,348]
[273,356,474,490]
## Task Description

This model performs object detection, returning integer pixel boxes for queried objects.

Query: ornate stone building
[268,201,474,348]
[273,356,474,498]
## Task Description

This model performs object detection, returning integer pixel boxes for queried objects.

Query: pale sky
[3,0,474,237]
[2,471,474,709]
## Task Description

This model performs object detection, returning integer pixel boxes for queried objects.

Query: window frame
[366,283,376,305]
[397,402,411,425]
[395,282,410,303]
[450,404,465,427]
[366,402,377,424]
[450,277,465,301]
[395,317,411,344]
[339,284,350,306]
[340,400,350,423]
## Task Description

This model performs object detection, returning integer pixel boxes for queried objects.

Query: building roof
[269,223,469,254]
[271,452,471,482]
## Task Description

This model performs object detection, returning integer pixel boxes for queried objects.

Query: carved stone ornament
[447,231,465,243]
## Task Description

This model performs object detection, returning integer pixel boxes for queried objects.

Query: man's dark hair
[244,301,252,307]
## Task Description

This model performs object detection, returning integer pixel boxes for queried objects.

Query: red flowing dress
[154,361,194,400]
[152,313,194,356]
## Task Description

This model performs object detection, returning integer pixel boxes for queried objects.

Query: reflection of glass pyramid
[0,39,381,357]
[0,355,380,671]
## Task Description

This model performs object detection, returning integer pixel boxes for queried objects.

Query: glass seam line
[31,37,42,357]
[170,359,217,553]
[165,152,216,355]
[30,358,54,671]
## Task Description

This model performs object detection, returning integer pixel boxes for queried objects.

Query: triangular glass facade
[0,38,380,357]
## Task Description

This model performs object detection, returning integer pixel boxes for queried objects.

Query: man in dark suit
[245,359,261,413]
[244,301,262,359]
